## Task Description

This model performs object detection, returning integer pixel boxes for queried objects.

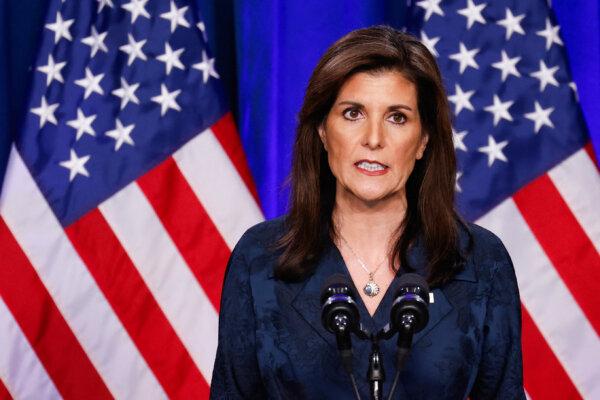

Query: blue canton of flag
[23,0,225,226]
[407,0,589,221]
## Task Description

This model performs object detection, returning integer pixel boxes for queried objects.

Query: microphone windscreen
[397,273,430,293]
[321,273,350,294]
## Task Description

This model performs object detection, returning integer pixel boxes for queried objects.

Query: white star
[160,0,190,33]
[416,0,444,21]
[97,0,114,13]
[449,42,479,73]
[484,95,514,126]
[497,8,525,40]
[569,82,579,101]
[537,18,563,50]
[105,119,135,151]
[525,101,554,133]
[75,67,104,99]
[478,135,509,167]
[457,0,486,29]
[157,43,185,75]
[453,129,468,152]
[455,171,463,192]
[193,51,220,83]
[66,108,96,140]
[448,84,475,116]
[122,0,150,23]
[420,31,440,57]
[491,50,521,82]
[81,27,108,57]
[59,149,90,181]
[112,78,140,110]
[119,33,148,66]
[530,60,559,91]
[30,96,59,128]
[197,21,207,41]
[45,12,74,44]
[151,84,181,116]
[37,54,66,86]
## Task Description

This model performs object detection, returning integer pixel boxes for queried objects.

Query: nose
[363,119,384,150]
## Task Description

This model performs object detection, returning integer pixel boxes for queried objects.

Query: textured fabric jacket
[210,217,525,399]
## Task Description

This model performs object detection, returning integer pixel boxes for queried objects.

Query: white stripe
[99,182,219,382]
[0,297,62,400]
[174,129,264,249]
[0,148,167,400]
[477,199,600,399]
[549,148,600,253]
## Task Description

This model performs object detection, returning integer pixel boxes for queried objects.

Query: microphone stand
[367,336,385,400]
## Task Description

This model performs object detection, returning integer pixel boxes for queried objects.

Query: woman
[211,26,525,399]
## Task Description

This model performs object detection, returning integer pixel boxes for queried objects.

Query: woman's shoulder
[231,216,287,263]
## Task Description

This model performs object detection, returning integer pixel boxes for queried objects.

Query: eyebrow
[336,100,413,112]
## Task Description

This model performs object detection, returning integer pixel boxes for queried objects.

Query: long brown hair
[275,26,468,287]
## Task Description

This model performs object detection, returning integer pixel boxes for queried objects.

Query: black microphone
[320,273,360,374]
[387,273,430,400]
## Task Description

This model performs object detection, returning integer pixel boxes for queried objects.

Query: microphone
[320,274,360,374]
[387,273,430,400]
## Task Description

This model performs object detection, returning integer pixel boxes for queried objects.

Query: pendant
[363,276,380,297]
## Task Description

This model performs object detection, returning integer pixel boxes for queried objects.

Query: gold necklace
[339,234,387,297]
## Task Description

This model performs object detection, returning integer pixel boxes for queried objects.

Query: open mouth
[355,160,389,174]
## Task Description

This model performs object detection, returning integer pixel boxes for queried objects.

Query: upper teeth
[357,161,385,171]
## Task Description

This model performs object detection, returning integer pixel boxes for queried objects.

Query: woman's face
[319,70,428,206]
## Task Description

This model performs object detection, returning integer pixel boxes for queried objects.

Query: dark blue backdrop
[1,1,598,219]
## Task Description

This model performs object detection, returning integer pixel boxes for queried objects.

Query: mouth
[354,160,389,175]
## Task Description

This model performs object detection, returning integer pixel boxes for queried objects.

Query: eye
[342,108,363,121]
[388,112,407,125]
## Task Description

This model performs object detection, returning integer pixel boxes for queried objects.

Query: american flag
[0,0,262,398]
[411,0,600,398]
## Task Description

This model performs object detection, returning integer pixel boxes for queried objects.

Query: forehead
[335,70,418,108]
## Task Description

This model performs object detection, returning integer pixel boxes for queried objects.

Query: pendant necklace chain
[339,234,387,297]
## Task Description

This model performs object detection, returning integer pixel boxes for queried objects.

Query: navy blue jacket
[210,218,525,399]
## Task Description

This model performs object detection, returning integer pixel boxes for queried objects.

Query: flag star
[45,12,74,44]
[105,119,135,151]
[569,82,579,101]
[193,51,220,83]
[119,33,148,66]
[97,0,114,13]
[112,78,140,110]
[455,171,463,192]
[448,84,475,116]
[449,42,479,73]
[491,50,521,82]
[530,60,559,91]
[122,0,150,23]
[453,129,468,152]
[525,101,554,133]
[197,21,207,41]
[67,108,96,140]
[30,96,59,128]
[537,18,563,50]
[157,43,185,75]
[81,27,108,57]
[416,0,444,21]
[478,135,509,167]
[75,67,105,99]
[151,84,181,116]
[457,0,486,29]
[59,150,90,181]
[484,95,514,126]
[160,0,191,33]
[37,54,66,86]
[420,31,440,57]
[497,8,525,40]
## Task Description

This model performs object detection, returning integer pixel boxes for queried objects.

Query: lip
[354,159,389,176]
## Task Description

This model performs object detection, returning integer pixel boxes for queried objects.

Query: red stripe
[513,174,600,335]
[138,157,230,311]
[66,209,209,399]
[584,142,599,170]
[211,112,261,206]
[521,305,582,399]
[0,218,112,399]
[0,379,13,400]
